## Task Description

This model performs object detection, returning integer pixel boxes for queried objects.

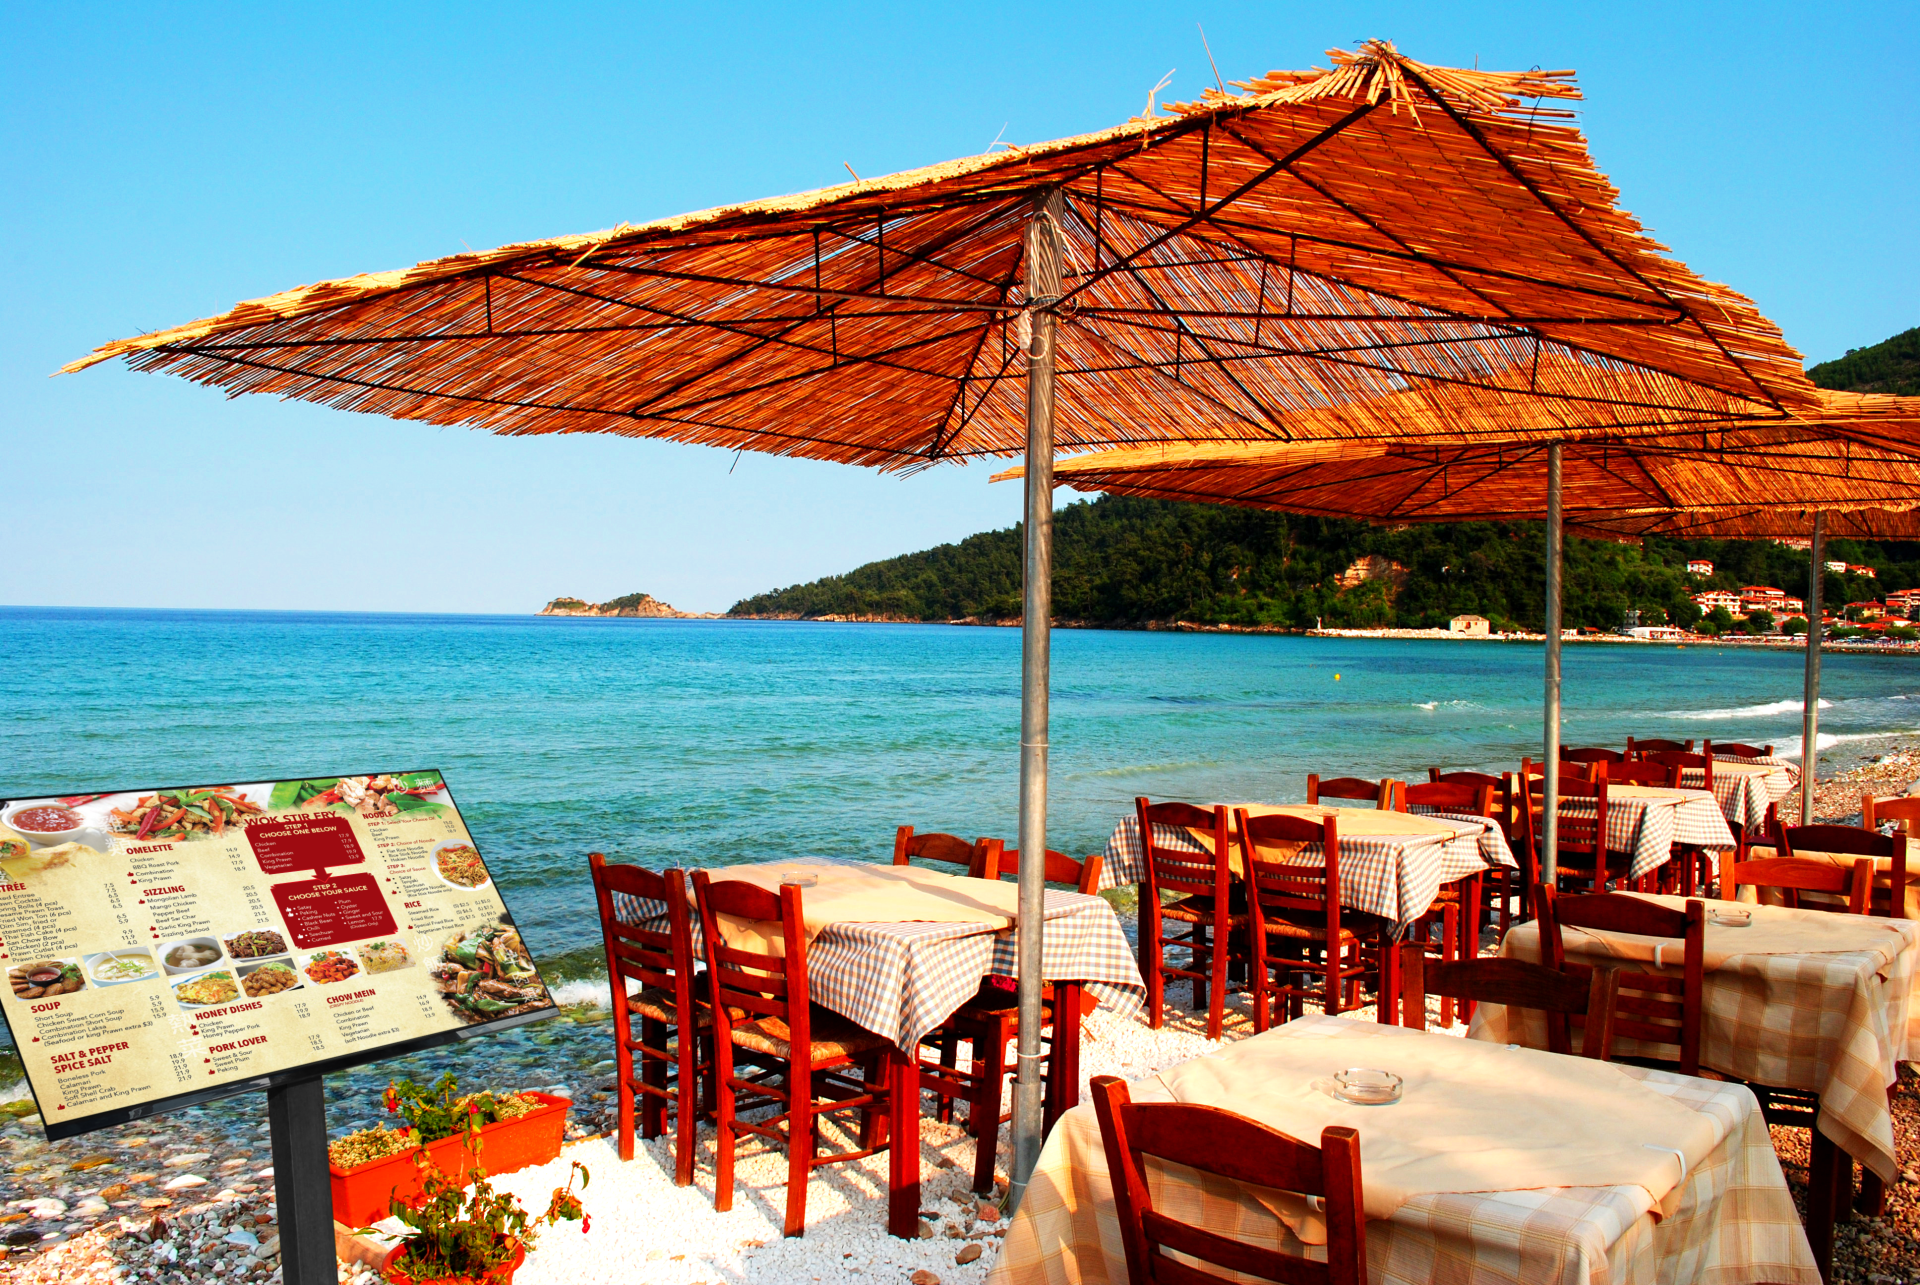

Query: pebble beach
[1,746,1916,1284]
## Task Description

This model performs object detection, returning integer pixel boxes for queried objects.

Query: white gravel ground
[471,999,1248,1285]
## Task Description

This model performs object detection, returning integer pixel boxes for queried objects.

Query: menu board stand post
[268,1072,339,1285]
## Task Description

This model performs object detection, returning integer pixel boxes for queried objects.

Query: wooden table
[622,860,1145,1235]
[990,1015,1818,1285]
[1477,897,1919,1277]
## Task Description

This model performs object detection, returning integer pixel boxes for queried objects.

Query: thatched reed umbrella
[1015,416,1920,868]
[68,40,1858,1206]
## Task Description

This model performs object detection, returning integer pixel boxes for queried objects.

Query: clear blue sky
[5,2,1914,614]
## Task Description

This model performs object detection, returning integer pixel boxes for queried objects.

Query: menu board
[0,771,555,1140]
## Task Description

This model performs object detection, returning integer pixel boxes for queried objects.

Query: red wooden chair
[893,826,1001,879]
[1536,887,1704,1074]
[1520,761,1631,893]
[1307,774,1401,809]
[1626,736,1694,758]
[1238,809,1384,1030]
[1724,853,1873,914]
[1601,759,1678,787]
[1640,750,1720,892]
[691,871,895,1236]
[1560,746,1625,770]
[1136,798,1237,1039]
[1860,798,1920,918]
[1776,824,1907,918]
[1090,1075,1367,1285]
[1396,942,1618,1059]
[1430,769,1528,928]
[1395,779,1496,1022]
[1704,740,1773,759]
[588,855,711,1182]
[922,845,1104,1193]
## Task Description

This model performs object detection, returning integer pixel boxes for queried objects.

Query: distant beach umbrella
[68,40,1916,1200]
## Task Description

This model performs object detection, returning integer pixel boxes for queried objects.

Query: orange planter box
[330,1094,571,1227]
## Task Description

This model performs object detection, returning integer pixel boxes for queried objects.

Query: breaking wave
[1665,698,1831,721]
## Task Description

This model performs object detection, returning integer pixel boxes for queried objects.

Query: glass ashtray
[778,869,819,887]
[1708,908,1752,928]
[1332,1068,1403,1106]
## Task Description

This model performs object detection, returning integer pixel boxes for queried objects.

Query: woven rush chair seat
[628,985,714,1028]
[731,1007,889,1064]
[1159,895,1247,926]
[1256,910,1368,941]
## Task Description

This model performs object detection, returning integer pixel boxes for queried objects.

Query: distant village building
[1448,614,1491,636]
[1627,625,1687,641]
[1692,590,1742,612]
[1886,588,1920,618]
[1847,601,1886,621]
[1739,586,1789,614]
[1849,563,1877,579]
[1826,560,1849,573]
[1686,559,1714,576]
[1774,537,1812,551]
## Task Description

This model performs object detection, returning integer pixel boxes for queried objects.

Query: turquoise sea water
[6,607,1920,990]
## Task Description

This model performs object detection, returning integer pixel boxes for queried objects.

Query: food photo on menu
[0,771,558,1137]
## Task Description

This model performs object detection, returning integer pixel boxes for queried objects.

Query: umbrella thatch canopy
[68,40,1865,1207]
[69,41,1838,468]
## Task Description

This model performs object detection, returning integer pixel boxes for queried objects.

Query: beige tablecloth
[989,1015,1817,1285]
[706,861,1017,955]
[1186,804,1459,870]
[1476,898,1920,1180]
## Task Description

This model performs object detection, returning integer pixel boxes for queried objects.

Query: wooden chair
[1536,888,1704,1074]
[1723,854,1873,914]
[893,826,1001,879]
[691,871,895,1236]
[1136,798,1237,1039]
[1642,751,1720,892]
[924,844,1103,1193]
[1396,942,1617,1060]
[1430,769,1528,928]
[1626,736,1694,757]
[1090,1075,1367,1285]
[1860,798,1920,919]
[1306,774,1400,809]
[1602,759,1679,788]
[1396,780,1496,1020]
[1704,740,1773,759]
[1776,824,1908,918]
[1237,809,1383,1030]
[588,855,711,1182]
[1559,746,1625,769]
[1520,761,1631,893]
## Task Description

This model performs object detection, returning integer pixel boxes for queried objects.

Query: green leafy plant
[380,1108,588,1281]
[384,1074,541,1144]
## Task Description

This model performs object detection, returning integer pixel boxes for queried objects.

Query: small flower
[581,1213,591,1235]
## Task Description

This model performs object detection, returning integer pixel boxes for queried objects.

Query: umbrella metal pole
[1802,512,1825,824]
[1542,442,1564,885]
[1009,192,1063,1211]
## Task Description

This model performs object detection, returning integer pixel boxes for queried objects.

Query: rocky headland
[538,593,716,619]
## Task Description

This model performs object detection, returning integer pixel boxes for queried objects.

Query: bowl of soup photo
[2,803,87,847]
[86,950,159,987]
[160,937,224,976]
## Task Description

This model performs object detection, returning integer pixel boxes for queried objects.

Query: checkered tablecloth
[1481,908,1920,1183]
[1549,789,1737,880]
[1717,753,1800,785]
[988,1014,1817,1285]
[1101,809,1514,927]
[613,861,1144,1049]
[1678,764,1794,833]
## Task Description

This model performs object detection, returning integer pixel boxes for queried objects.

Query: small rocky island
[538,592,716,618]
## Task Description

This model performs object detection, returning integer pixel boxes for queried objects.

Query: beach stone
[911,1272,941,1285]
[99,1184,131,1201]
[916,1219,935,1239]
[163,1153,211,1168]
[163,1175,208,1191]
[955,1244,983,1264]
[975,1201,1000,1222]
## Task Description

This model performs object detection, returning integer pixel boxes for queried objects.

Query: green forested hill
[731,326,1920,630]
[1809,326,1920,396]
[729,495,1918,631]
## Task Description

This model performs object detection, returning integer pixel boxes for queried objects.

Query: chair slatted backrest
[1727,855,1874,914]
[1560,746,1626,767]
[1626,737,1694,758]
[1642,750,1712,792]
[894,826,1001,880]
[1777,824,1908,918]
[1520,760,1609,869]
[1237,809,1341,942]
[1136,799,1231,907]
[589,854,697,1019]
[1091,1075,1366,1285]
[1705,740,1772,759]
[1602,759,1679,788]
[1399,780,1495,818]
[994,847,1104,895]
[1429,770,1517,838]
[1307,774,1400,810]
[1397,943,1617,1059]
[691,871,809,1041]
[1536,889,1704,1074]
[1863,795,1920,832]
